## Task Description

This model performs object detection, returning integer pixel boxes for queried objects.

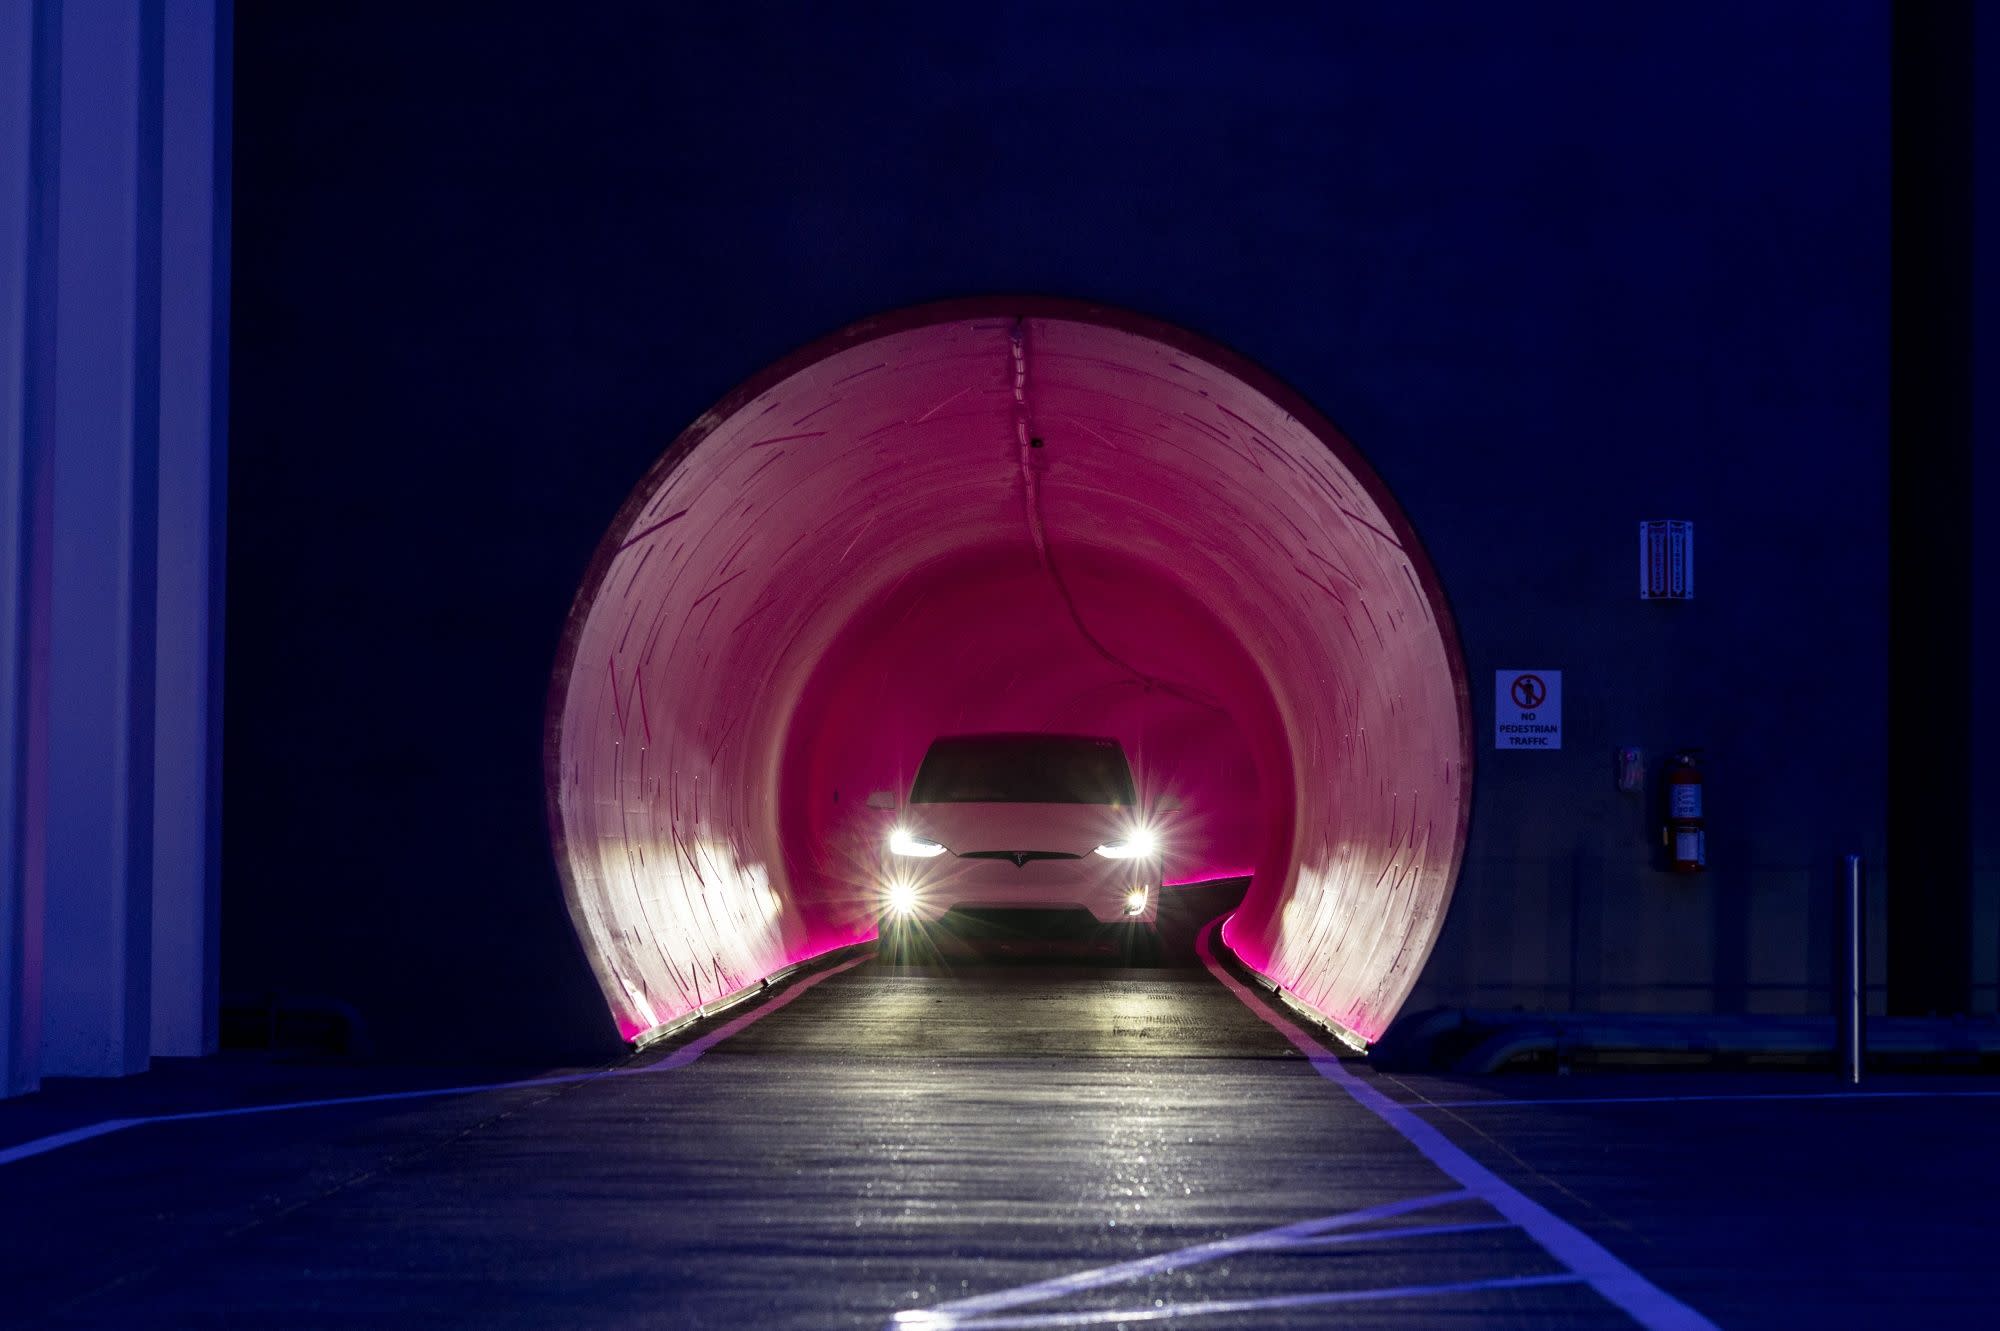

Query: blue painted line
[1198,919,1721,1331]
[913,1190,1475,1322]
[0,953,868,1168]
[1403,1087,2000,1111]
[0,1117,141,1167]
[931,1272,1587,1328]
[1281,1218,1514,1248]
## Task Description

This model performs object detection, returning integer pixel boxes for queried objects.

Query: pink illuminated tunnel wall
[545,300,1473,1047]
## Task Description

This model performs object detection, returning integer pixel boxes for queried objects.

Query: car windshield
[910,734,1135,805]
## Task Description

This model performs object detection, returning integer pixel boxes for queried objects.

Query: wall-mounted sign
[1639,520,1694,599]
[1496,670,1562,749]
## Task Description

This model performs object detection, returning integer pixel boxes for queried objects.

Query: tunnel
[545,299,1472,1049]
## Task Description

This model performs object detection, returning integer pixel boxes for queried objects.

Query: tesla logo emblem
[1009,852,1029,868]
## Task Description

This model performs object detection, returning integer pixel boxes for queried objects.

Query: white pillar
[0,0,227,1094]
[151,0,226,1058]
[0,0,52,1099]
[41,0,163,1077]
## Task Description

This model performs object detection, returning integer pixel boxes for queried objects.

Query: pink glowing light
[1163,871,1259,889]
[548,301,1471,1046]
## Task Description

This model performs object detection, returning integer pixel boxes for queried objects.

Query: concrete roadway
[2,935,1996,1329]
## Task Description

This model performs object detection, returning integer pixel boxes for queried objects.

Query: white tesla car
[870,733,1165,944]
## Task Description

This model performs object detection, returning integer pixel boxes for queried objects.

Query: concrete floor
[2,944,1996,1329]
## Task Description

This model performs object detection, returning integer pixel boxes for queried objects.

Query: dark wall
[227,2,1902,1058]
[1973,4,1999,1012]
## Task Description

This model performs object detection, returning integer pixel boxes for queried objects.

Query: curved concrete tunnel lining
[781,541,1293,940]
[548,302,1472,1045]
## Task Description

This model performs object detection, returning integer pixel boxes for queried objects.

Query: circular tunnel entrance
[546,300,1471,1047]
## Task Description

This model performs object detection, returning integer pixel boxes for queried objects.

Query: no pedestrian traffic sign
[1496,670,1562,750]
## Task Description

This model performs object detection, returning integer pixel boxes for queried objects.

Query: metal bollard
[1839,853,1866,1086]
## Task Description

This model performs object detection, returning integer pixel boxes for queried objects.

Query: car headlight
[1093,827,1158,860]
[1124,888,1149,915]
[889,827,947,858]
[885,882,920,914]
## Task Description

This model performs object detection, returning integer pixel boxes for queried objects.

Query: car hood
[903,802,1144,857]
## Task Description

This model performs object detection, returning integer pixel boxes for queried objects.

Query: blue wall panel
[227,2,1903,1054]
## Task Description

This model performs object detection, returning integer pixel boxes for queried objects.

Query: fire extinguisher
[1663,750,1706,873]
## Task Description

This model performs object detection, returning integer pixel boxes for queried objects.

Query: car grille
[958,850,1083,862]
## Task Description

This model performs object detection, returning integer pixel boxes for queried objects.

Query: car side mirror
[1157,795,1184,813]
[865,790,898,810]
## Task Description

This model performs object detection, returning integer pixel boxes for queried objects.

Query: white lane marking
[0,1118,143,1167]
[1197,920,1720,1331]
[920,1272,1586,1328]
[1405,1088,2000,1111]
[1284,1218,1513,1248]
[0,954,869,1169]
[915,1190,1473,1321]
